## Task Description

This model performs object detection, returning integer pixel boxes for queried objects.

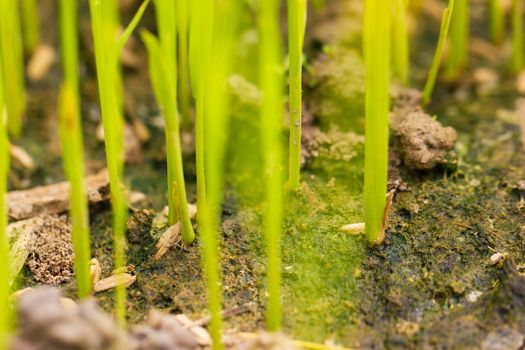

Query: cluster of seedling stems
[88,0,151,326]
[2,0,525,348]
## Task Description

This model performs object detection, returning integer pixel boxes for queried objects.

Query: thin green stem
[392,0,409,85]
[287,0,307,189]
[422,0,455,105]
[0,0,25,136]
[489,0,504,45]
[511,0,523,74]
[177,0,192,128]
[20,0,39,54]
[259,0,284,331]
[195,0,214,228]
[59,0,91,299]
[200,1,240,348]
[364,0,391,243]
[0,63,11,350]
[445,0,469,80]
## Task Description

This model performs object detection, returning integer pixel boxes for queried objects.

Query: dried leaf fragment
[154,223,181,260]
[93,273,136,293]
[339,223,365,235]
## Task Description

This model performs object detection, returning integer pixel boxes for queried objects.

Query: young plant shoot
[445,0,469,79]
[193,0,214,224]
[21,0,40,54]
[489,0,504,44]
[392,0,409,85]
[176,0,192,128]
[422,0,456,105]
[511,0,523,74]
[88,0,150,326]
[259,0,285,331]
[287,0,307,189]
[200,1,241,347]
[364,0,391,243]
[141,0,195,244]
[0,0,25,136]
[58,0,92,299]
[0,63,11,350]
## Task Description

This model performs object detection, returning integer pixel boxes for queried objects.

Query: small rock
[489,252,508,266]
[466,290,483,303]
[27,44,56,81]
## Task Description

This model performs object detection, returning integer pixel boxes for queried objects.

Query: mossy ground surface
[9,0,525,348]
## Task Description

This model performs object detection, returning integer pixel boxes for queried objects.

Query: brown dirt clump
[128,311,209,350]
[391,109,457,170]
[12,288,124,350]
[27,214,74,285]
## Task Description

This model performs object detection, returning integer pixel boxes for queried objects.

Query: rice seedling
[422,0,456,105]
[0,63,11,350]
[199,1,241,347]
[364,0,391,243]
[20,0,39,54]
[0,0,25,136]
[176,0,192,128]
[192,0,214,223]
[58,0,91,299]
[489,0,504,44]
[287,0,307,189]
[141,0,195,243]
[511,0,523,74]
[445,0,469,79]
[88,0,150,326]
[392,0,409,85]
[259,0,285,330]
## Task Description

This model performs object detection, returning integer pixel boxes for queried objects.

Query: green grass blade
[114,0,151,59]
[287,0,307,189]
[364,0,391,243]
[392,0,409,85]
[0,0,25,136]
[200,1,241,347]
[58,85,92,299]
[58,0,92,299]
[511,0,523,74]
[20,0,39,54]
[422,0,455,105]
[259,0,285,331]
[489,0,504,44]
[194,0,214,227]
[0,65,11,350]
[176,0,192,127]
[445,0,468,80]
